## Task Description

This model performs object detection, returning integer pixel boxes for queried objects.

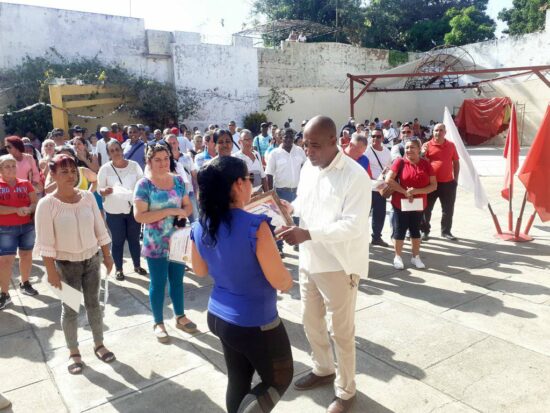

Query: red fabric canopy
[454,97,512,145]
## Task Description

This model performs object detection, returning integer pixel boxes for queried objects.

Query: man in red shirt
[421,123,460,241]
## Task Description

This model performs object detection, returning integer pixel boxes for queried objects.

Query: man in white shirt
[366,128,392,247]
[228,120,241,154]
[96,126,112,166]
[382,119,398,148]
[278,116,371,413]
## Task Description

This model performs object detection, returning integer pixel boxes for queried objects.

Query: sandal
[175,315,198,334]
[115,270,125,281]
[68,353,84,375]
[154,323,170,343]
[94,345,116,363]
[134,267,148,276]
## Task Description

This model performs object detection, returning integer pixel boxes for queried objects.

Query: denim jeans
[146,257,185,324]
[56,253,103,349]
[208,312,293,413]
[370,191,387,241]
[105,211,141,270]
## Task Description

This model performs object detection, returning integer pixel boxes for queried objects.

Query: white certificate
[401,197,423,211]
[169,227,193,264]
[48,281,83,312]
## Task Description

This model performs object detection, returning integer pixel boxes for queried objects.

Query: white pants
[299,269,359,400]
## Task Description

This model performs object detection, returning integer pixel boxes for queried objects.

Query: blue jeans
[275,188,298,251]
[0,223,35,256]
[370,191,387,241]
[105,212,141,270]
[146,257,185,324]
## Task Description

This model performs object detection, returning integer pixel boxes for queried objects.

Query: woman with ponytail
[190,156,293,413]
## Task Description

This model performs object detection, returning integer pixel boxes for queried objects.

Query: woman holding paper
[133,143,195,342]
[97,140,146,281]
[35,154,115,374]
[190,156,293,413]
[385,138,437,270]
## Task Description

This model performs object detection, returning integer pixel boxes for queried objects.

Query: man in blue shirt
[253,122,271,164]
[343,134,372,178]
[122,125,145,170]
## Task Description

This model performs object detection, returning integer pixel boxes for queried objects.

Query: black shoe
[442,232,457,241]
[421,232,430,242]
[0,293,11,310]
[293,245,299,252]
[371,238,389,247]
[134,267,148,276]
[20,281,38,296]
[279,251,285,259]
[294,372,336,391]
[115,270,125,281]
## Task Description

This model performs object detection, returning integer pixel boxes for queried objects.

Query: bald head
[433,122,446,141]
[304,116,337,143]
[303,115,339,168]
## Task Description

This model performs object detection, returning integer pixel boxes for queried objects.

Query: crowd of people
[0,113,459,413]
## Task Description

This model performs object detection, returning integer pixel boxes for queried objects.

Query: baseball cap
[260,122,268,128]
[170,127,180,135]
[100,126,109,133]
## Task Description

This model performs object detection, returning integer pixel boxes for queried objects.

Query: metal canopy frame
[347,65,550,118]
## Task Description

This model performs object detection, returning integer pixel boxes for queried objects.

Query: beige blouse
[35,190,111,261]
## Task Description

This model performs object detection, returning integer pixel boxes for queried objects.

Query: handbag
[110,162,133,210]
[378,158,404,199]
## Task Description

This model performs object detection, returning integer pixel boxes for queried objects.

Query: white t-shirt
[97,160,144,214]
[177,136,194,154]
[96,138,112,166]
[232,132,240,154]
[365,145,392,188]
[265,145,306,189]
[175,153,197,194]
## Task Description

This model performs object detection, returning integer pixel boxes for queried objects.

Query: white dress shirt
[265,145,306,189]
[292,151,371,278]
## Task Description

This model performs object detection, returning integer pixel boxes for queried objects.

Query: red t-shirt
[0,178,35,225]
[108,131,124,143]
[424,139,459,183]
[390,158,435,210]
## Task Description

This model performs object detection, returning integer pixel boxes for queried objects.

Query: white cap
[100,127,109,132]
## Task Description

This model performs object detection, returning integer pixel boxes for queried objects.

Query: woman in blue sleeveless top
[190,156,294,413]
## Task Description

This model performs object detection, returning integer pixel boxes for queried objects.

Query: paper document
[169,227,193,264]
[48,281,83,312]
[102,267,112,307]
[401,197,423,212]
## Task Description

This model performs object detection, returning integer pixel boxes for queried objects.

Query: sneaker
[411,255,426,269]
[393,256,404,270]
[0,293,12,310]
[421,232,430,242]
[20,281,38,296]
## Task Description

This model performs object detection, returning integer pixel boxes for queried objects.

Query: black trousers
[207,312,294,413]
[421,180,457,235]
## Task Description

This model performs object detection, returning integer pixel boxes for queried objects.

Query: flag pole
[508,187,513,231]
[514,192,528,238]
[524,211,538,235]
[487,203,503,234]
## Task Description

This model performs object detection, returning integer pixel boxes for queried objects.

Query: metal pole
[335,0,338,42]
[514,192,528,238]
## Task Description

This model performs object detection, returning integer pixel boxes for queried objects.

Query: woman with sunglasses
[35,154,115,374]
[133,144,196,342]
[4,136,43,193]
[98,140,146,281]
[385,138,437,270]
[190,156,293,413]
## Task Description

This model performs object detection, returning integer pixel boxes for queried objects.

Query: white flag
[443,107,489,210]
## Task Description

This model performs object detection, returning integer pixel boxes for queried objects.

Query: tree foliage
[498,0,550,35]
[444,6,496,45]
[252,0,496,52]
[0,51,201,138]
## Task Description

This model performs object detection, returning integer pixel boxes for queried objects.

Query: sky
[1,0,514,38]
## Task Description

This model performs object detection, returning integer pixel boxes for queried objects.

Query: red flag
[518,105,550,222]
[501,104,519,200]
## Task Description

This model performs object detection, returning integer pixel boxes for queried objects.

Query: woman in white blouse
[35,154,115,375]
[98,140,147,280]
[234,129,268,194]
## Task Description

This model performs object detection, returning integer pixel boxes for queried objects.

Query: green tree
[498,0,550,35]
[362,0,493,51]
[444,6,496,45]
